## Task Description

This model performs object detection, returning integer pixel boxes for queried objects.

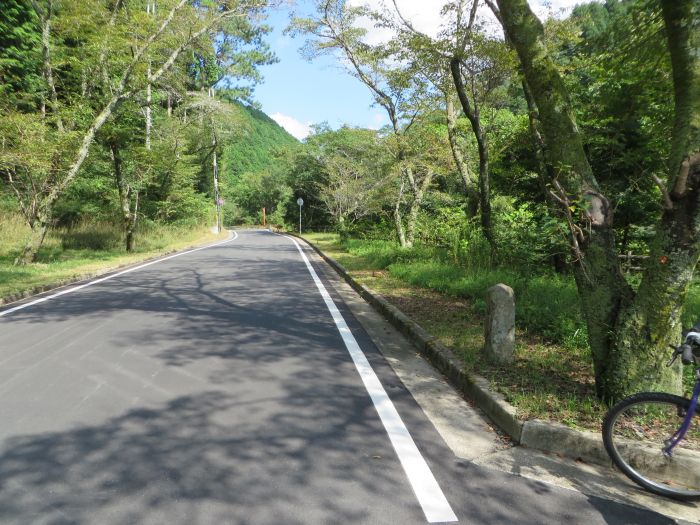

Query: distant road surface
[0,230,679,524]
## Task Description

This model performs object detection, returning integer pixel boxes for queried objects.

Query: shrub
[60,222,122,251]
[406,265,585,347]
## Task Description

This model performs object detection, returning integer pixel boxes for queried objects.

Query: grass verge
[302,232,608,431]
[0,216,225,301]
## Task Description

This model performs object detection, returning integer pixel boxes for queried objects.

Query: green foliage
[218,99,298,224]
[390,263,585,348]
[0,0,42,111]
[491,197,567,270]
[221,100,298,180]
[565,0,673,243]
[335,235,587,349]
[60,222,122,251]
[0,0,277,261]
[227,169,292,225]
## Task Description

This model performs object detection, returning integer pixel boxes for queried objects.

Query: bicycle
[602,332,700,500]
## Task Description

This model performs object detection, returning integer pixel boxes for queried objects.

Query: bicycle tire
[603,392,700,500]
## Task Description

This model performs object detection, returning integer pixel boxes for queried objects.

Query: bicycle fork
[664,373,700,456]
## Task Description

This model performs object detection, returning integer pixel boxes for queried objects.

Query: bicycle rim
[603,392,700,499]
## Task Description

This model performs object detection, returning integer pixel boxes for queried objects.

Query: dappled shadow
[0,232,429,523]
[475,447,693,524]
[0,231,683,524]
[0,386,419,524]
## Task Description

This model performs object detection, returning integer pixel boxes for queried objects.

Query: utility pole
[145,0,155,151]
[213,135,221,234]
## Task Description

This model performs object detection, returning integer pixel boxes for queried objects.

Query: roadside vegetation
[0,208,225,299]
[305,232,700,430]
[0,1,296,298]
[271,0,699,407]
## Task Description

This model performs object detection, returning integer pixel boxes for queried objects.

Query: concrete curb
[297,235,610,467]
[0,231,232,307]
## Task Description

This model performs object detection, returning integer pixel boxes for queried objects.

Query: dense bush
[61,223,123,251]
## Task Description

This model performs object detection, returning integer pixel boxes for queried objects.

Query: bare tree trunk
[146,65,152,150]
[404,166,435,247]
[394,176,408,247]
[445,94,478,216]
[110,142,138,252]
[16,215,49,265]
[32,0,64,132]
[145,0,153,151]
[213,139,222,233]
[450,57,494,251]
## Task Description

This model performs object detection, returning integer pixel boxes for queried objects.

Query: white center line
[282,234,458,524]
[0,232,239,318]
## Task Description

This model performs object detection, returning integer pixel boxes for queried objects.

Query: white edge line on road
[0,231,239,318]
[281,234,458,524]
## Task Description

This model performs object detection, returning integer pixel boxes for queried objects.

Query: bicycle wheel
[603,392,700,500]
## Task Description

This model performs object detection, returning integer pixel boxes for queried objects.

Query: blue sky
[253,4,389,139]
[253,1,591,140]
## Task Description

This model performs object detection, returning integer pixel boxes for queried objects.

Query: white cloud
[271,113,312,140]
[346,0,444,45]
[345,0,597,45]
[368,112,388,130]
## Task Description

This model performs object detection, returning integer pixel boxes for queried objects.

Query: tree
[384,4,479,217]
[490,0,699,402]
[289,0,432,248]
[313,127,386,240]
[388,0,515,252]
[1,0,272,264]
[0,0,42,112]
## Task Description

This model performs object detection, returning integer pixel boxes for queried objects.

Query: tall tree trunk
[604,0,700,400]
[213,137,222,233]
[146,65,152,150]
[110,143,138,252]
[450,58,495,251]
[404,165,435,247]
[145,0,153,151]
[337,215,349,243]
[493,0,700,402]
[445,94,479,216]
[394,176,409,247]
[32,0,64,132]
[495,0,632,401]
[16,214,50,265]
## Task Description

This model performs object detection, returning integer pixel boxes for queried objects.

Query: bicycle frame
[663,369,700,456]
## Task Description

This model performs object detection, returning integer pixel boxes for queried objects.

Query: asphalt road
[0,230,684,524]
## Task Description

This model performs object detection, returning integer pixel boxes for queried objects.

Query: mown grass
[0,213,224,300]
[304,232,700,431]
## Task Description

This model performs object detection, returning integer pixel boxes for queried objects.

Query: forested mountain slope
[223,102,298,179]
[219,102,299,225]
